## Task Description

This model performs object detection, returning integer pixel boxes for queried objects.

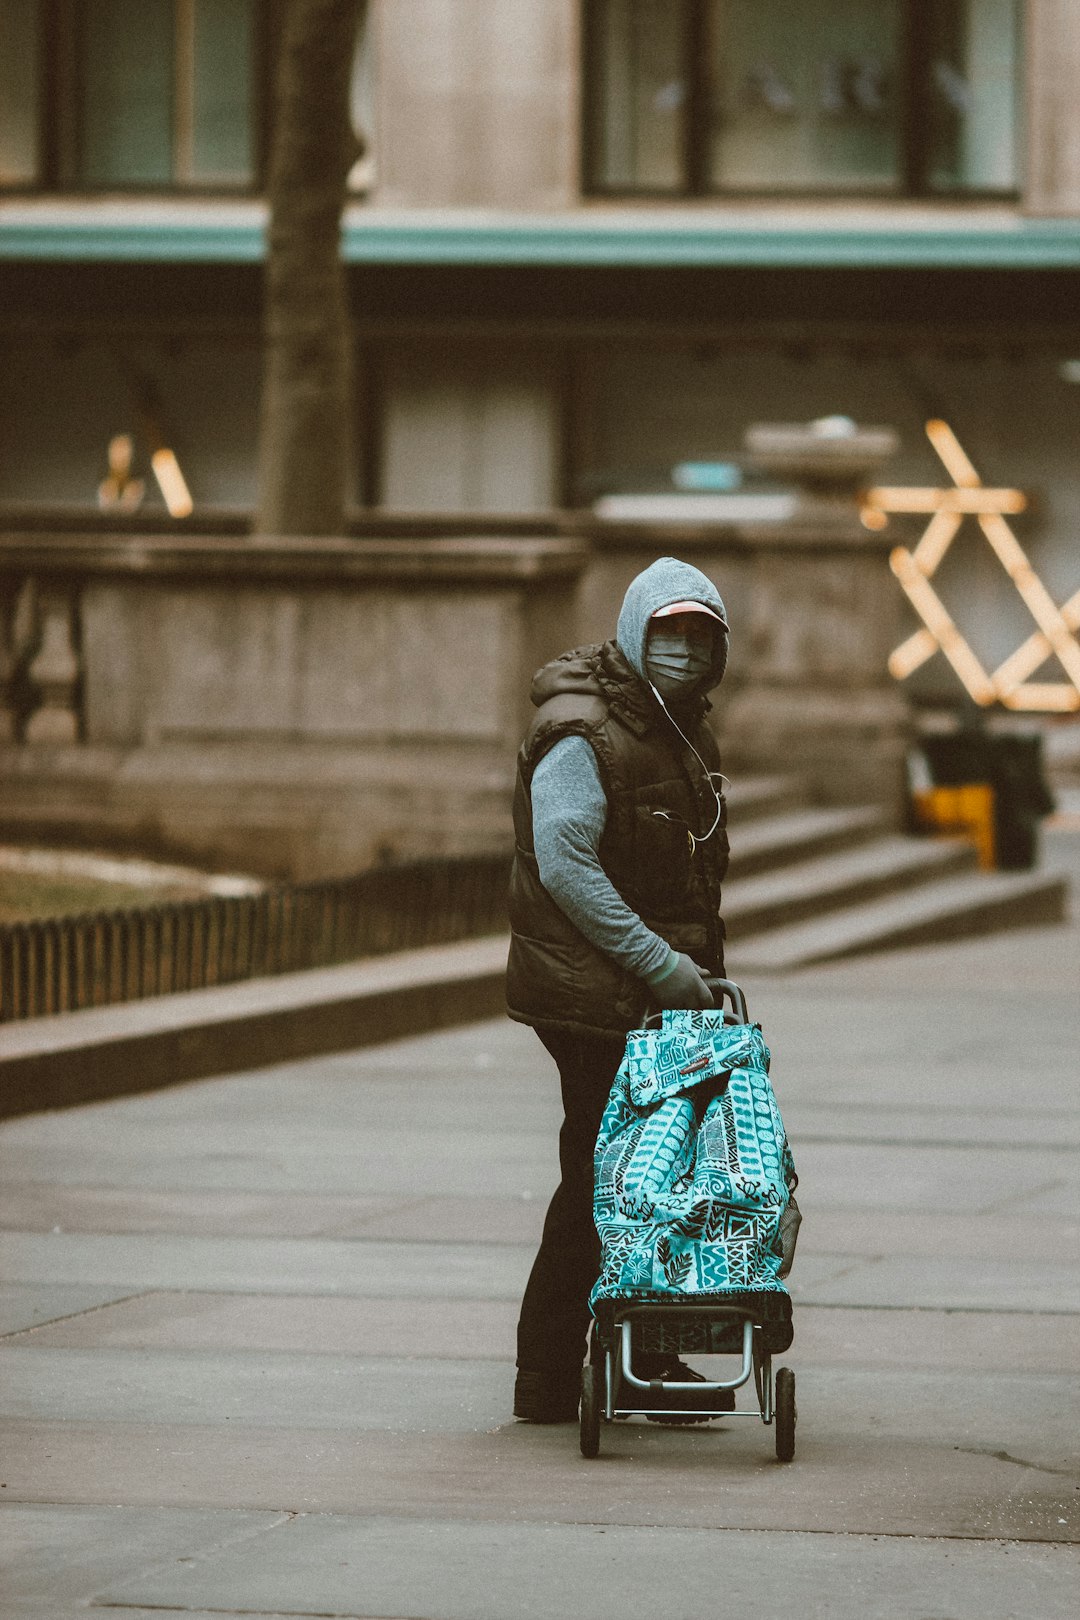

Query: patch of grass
[0,872,205,925]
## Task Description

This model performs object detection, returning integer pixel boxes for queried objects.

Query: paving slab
[798,1207,1080,1264]
[793,1250,1080,1315]
[786,1139,1080,1215]
[6,1291,522,1358]
[0,1346,512,1431]
[5,1296,518,1360]
[0,1182,546,1242]
[2,1611,302,1620]
[0,1230,535,1298]
[782,1101,1080,1149]
[997,1176,1080,1219]
[5,1409,1077,1542]
[1,1351,1074,1467]
[327,1192,547,1242]
[0,1138,558,1197]
[775,1060,1078,1113]
[0,1183,412,1237]
[791,1252,1080,1313]
[0,1501,280,1608]
[7,1292,1077,1373]
[0,1104,556,1156]
[789,1304,1080,1372]
[91,1513,1080,1620]
[0,1283,142,1337]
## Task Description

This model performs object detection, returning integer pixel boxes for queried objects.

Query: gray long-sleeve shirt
[530,734,674,982]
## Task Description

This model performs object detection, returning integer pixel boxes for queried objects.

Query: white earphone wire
[649,681,727,849]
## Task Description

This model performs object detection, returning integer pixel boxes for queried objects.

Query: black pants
[515,1026,626,1380]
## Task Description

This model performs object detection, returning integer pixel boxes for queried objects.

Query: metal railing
[0,853,511,1024]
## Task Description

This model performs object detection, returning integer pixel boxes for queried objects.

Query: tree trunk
[255,0,362,536]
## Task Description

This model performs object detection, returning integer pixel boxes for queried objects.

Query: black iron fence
[0,853,511,1024]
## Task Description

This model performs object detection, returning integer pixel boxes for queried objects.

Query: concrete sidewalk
[2,828,1079,1620]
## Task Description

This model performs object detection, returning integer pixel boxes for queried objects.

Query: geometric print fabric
[591,1008,796,1307]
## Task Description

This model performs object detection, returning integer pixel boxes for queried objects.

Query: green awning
[4,205,1080,269]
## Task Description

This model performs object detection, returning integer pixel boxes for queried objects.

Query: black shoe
[513,1369,581,1423]
[636,1356,736,1424]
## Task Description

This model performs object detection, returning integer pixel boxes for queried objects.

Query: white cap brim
[651,599,729,628]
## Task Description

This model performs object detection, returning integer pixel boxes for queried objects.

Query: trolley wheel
[774,1366,796,1463]
[580,1364,601,1458]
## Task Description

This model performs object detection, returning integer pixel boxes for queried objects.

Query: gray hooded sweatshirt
[531,557,729,985]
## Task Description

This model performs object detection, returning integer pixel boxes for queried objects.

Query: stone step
[724,834,978,941]
[729,867,1069,973]
[725,804,890,880]
[723,773,805,825]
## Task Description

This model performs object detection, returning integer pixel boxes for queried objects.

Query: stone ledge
[0,533,589,585]
[0,934,510,1119]
[581,512,896,553]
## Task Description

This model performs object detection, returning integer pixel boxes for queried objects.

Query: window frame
[3,0,278,196]
[581,0,1024,201]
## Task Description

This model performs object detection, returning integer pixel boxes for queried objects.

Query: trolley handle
[646,976,749,1028]
[704,977,749,1026]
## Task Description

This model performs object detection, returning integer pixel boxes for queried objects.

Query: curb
[0,934,510,1119]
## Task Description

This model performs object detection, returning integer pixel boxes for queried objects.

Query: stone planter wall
[0,534,585,878]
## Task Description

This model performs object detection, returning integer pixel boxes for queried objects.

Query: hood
[527,641,670,737]
[615,557,729,690]
[529,644,604,709]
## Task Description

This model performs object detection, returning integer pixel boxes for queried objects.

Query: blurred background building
[1,2,1078,891]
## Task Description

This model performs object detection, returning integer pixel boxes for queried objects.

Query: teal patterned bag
[591,1008,796,1307]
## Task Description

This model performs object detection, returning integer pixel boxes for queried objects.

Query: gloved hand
[650,953,715,1010]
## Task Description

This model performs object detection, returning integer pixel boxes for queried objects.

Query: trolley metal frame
[578,979,797,1462]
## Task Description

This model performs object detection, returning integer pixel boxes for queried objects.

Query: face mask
[645,630,713,699]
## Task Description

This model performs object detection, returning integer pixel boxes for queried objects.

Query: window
[584,0,1022,196]
[1,0,263,190]
[2,0,375,195]
[0,1,43,186]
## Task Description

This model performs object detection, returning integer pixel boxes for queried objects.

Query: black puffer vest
[506,641,728,1039]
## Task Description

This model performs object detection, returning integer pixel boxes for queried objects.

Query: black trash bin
[920,728,1056,871]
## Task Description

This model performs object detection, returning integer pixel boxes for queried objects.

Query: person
[506,556,731,1422]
